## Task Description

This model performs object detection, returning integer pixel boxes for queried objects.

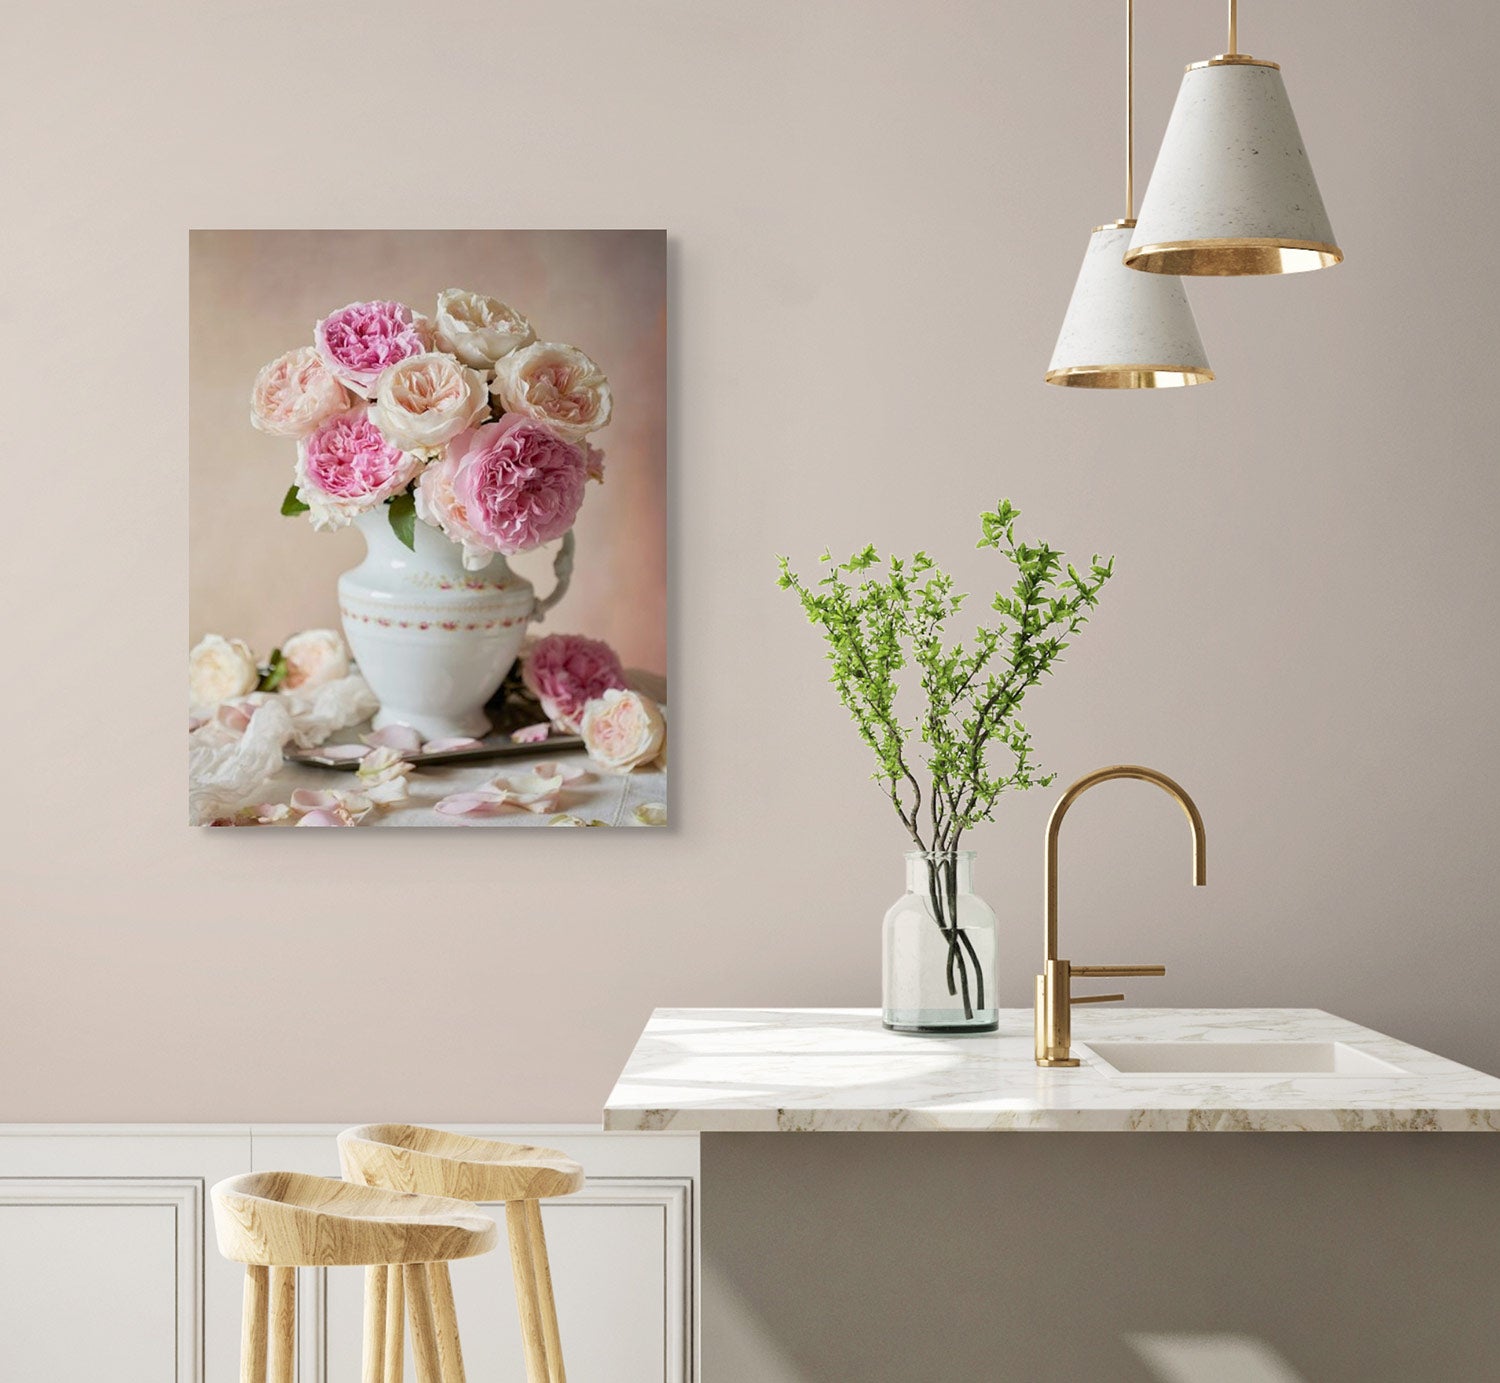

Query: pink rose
[581,689,666,774]
[492,342,612,442]
[251,347,353,437]
[414,449,488,569]
[523,633,628,733]
[295,407,419,530]
[416,415,588,562]
[314,299,431,397]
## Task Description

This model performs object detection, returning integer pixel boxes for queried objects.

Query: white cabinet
[0,1126,696,1382]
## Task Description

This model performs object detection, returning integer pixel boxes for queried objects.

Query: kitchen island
[606,1008,1500,1381]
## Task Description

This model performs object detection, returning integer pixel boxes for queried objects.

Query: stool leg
[428,1261,468,1383]
[504,1194,552,1380]
[524,1200,567,1383]
[505,1201,550,1383]
[241,1265,269,1383]
[383,1263,405,1383]
[362,1264,388,1383]
[405,1263,443,1383]
[268,1266,296,1383]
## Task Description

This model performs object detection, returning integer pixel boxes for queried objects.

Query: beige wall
[3,0,1497,1123]
[189,229,667,672]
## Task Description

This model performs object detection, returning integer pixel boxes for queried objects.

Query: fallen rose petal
[550,814,606,827]
[189,715,208,732]
[433,789,511,817]
[215,699,258,735]
[633,802,668,826]
[364,777,409,806]
[488,772,564,813]
[318,743,369,762]
[423,736,485,753]
[290,789,342,812]
[296,808,353,826]
[362,723,424,754]
[531,760,591,784]
[290,787,373,822]
[510,722,552,744]
[357,745,412,785]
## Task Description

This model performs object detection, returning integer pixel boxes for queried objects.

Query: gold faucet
[1034,765,1207,1067]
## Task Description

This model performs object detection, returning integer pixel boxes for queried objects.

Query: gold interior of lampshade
[1124,238,1343,276]
[1044,365,1214,389]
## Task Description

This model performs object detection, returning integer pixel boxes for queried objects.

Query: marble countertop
[602,1008,1500,1132]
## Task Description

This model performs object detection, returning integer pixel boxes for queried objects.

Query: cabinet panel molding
[0,1176,203,1383]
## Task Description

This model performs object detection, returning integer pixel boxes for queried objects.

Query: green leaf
[257,648,288,693]
[280,485,309,516]
[388,492,417,551]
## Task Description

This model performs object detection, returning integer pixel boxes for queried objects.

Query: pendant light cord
[1125,0,1134,220]
[1228,0,1238,55]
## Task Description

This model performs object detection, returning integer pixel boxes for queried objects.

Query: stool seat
[212,1169,499,1267]
[341,1124,585,1383]
[340,1123,586,1203]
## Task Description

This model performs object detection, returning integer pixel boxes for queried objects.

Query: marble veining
[602,1008,1500,1133]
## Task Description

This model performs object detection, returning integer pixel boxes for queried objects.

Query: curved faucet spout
[1044,764,1207,963]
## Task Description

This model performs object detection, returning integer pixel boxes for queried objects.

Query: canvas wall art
[188,229,667,828]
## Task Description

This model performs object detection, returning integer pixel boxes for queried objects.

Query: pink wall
[4,0,1499,1123]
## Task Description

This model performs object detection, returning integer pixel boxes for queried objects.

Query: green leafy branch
[777,500,1114,859]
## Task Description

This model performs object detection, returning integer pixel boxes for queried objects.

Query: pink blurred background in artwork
[189,229,667,675]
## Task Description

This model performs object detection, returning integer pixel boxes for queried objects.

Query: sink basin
[1085,1041,1409,1078]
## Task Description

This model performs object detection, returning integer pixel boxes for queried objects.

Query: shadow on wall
[701,1133,1500,1383]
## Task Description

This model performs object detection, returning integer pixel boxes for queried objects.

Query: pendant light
[1125,0,1341,275]
[1046,0,1211,389]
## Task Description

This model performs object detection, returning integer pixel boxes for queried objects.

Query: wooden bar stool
[212,1169,498,1383]
[339,1124,585,1383]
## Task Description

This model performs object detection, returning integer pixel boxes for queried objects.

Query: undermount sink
[1084,1041,1409,1078]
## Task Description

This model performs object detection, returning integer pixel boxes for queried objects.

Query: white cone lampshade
[1125,57,1340,276]
[1046,223,1212,388]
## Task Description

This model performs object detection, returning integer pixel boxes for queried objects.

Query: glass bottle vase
[883,851,998,1034]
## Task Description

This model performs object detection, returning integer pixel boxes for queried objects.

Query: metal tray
[285,733,583,771]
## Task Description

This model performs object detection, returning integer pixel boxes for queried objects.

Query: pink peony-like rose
[295,408,418,529]
[314,300,431,396]
[416,415,588,563]
[251,347,353,437]
[580,688,666,774]
[523,633,628,733]
[491,341,612,442]
[414,449,488,568]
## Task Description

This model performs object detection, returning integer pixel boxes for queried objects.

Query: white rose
[189,635,259,708]
[433,289,534,370]
[491,341,612,442]
[580,689,666,774]
[280,629,350,692]
[369,352,490,451]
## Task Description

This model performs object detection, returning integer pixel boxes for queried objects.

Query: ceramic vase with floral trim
[338,509,574,739]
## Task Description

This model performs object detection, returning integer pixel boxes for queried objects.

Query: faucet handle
[1071,965,1166,979]
[1035,960,1167,1066]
